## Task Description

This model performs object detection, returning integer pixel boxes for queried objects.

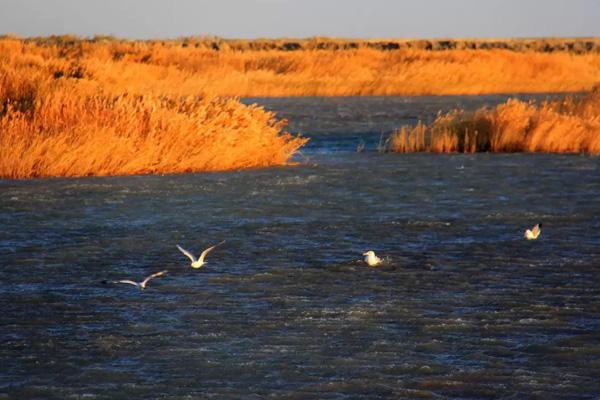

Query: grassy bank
[2,35,598,178]
[0,39,307,179]
[1,36,600,97]
[388,87,600,154]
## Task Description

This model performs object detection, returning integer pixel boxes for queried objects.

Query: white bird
[363,250,382,267]
[107,270,168,290]
[177,241,225,269]
[524,223,542,240]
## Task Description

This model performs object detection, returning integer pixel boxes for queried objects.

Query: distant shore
[15,35,600,54]
[1,36,599,97]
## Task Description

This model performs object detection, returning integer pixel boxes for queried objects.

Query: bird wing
[532,224,541,236]
[115,280,139,287]
[177,245,197,262]
[142,270,168,286]
[198,240,225,263]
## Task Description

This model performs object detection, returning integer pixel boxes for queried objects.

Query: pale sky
[0,0,598,39]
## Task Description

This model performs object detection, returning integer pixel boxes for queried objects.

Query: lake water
[1,95,599,399]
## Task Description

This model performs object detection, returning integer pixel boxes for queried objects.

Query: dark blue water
[1,96,600,399]
[244,93,573,153]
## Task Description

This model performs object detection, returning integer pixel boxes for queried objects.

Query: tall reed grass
[0,39,307,179]
[388,87,600,154]
[2,36,600,97]
[2,35,598,179]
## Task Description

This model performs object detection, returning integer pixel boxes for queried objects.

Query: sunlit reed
[389,88,600,154]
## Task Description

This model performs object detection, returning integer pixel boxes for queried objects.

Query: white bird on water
[524,223,542,240]
[106,270,168,290]
[177,241,225,269]
[363,250,382,267]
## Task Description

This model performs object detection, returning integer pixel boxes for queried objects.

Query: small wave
[273,175,320,186]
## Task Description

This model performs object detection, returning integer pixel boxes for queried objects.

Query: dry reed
[388,87,600,154]
[2,35,599,179]
[2,36,600,97]
[0,39,307,179]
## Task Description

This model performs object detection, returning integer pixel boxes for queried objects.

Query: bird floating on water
[363,250,382,267]
[105,270,168,290]
[524,223,542,240]
[177,241,225,269]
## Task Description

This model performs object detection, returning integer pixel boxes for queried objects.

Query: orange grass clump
[388,87,600,154]
[0,41,307,179]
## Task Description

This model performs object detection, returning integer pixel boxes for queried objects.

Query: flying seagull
[104,270,168,290]
[524,223,542,240]
[363,250,382,267]
[177,241,225,269]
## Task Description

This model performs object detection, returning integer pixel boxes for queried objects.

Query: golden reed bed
[2,36,600,96]
[1,36,599,179]
[389,87,600,154]
[0,38,308,179]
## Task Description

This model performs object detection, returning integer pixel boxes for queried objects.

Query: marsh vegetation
[388,88,600,154]
[1,36,599,179]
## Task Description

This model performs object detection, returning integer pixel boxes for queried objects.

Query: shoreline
[2,37,599,97]
[14,34,600,54]
[1,36,598,179]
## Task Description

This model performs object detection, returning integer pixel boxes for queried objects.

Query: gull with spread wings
[177,241,225,269]
[104,270,168,290]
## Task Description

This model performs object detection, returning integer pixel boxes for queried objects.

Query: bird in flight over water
[177,241,225,269]
[104,270,168,290]
[524,223,542,240]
